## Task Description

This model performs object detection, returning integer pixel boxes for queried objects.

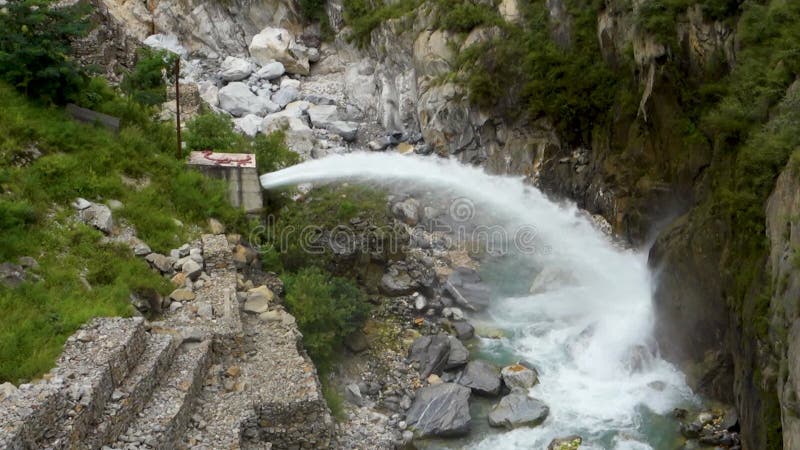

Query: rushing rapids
[261,152,696,449]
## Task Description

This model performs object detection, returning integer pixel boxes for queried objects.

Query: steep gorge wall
[339,1,794,449]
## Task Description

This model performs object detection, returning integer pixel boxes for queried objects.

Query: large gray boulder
[271,85,300,108]
[457,360,501,396]
[255,61,285,80]
[501,363,539,391]
[249,27,309,75]
[219,56,253,81]
[488,392,549,429]
[406,383,471,438]
[409,335,451,378]
[445,336,469,370]
[76,200,113,234]
[307,104,339,128]
[218,82,278,117]
[445,267,491,310]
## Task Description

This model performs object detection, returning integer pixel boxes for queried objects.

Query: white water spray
[261,152,695,449]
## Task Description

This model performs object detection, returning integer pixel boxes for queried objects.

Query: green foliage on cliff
[343,0,422,46]
[0,0,91,103]
[120,48,177,106]
[284,267,370,372]
[185,112,246,153]
[0,81,246,382]
[457,0,619,144]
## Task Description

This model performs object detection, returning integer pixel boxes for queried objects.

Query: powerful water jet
[261,152,695,448]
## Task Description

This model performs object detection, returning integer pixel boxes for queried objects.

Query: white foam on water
[261,152,696,448]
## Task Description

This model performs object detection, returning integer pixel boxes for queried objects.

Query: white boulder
[220,56,253,81]
[233,114,262,137]
[218,82,279,117]
[255,61,285,80]
[249,27,310,75]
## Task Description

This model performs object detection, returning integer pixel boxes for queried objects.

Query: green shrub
[343,0,422,46]
[253,131,300,173]
[436,0,499,32]
[184,112,247,153]
[0,0,91,103]
[283,267,370,373]
[121,47,177,106]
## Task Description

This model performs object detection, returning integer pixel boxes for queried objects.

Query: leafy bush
[283,267,370,372]
[0,0,91,103]
[184,112,246,153]
[343,0,421,46]
[436,0,499,32]
[121,47,176,106]
[253,130,300,173]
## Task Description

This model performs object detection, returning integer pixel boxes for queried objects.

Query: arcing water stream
[260,152,696,449]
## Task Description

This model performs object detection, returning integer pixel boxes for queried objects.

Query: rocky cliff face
[768,163,800,450]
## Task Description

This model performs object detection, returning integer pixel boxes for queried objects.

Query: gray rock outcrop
[406,383,471,438]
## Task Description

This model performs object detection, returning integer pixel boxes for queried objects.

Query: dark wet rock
[444,267,491,311]
[408,334,451,378]
[488,392,549,429]
[406,383,471,438]
[452,320,475,340]
[457,360,501,396]
[445,336,469,370]
[381,260,435,296]
[680,421,703,439]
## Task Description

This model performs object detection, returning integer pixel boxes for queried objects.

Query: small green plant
[121,47,177,106]
[253,130,300,173]
[283,267,371,373]
[184,112,247,153]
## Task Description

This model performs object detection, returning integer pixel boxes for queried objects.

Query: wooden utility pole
[175,58,182,159]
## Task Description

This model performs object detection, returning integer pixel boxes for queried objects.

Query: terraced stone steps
[80,332,178,449]
[2,317,148,450]
[110,340,212,450]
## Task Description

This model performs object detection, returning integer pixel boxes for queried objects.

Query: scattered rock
[452,320,475,340]
[307,104,339,128]
[392,198,420,225]
[445,267,491,311]
[442,306,465,321]
[182,259,203,281]
[548,435,582,450]
[325,120,359,141]
[255,61,285,80]
[445,336,469,370]
[78,202,113,234]
[145,253,175,273]
[107,199,124,210]
[406,383,471,438]
[272,85,300,108]
[169,288,195,302]
[243,290,270,314]
[247,285,274,304]
[249,27,309,75]
[345,383,364,406]
[218,82,278,117]
[196,302,213,320]
[17,256,38,270]
[457,360,501,396]
[488,392,549,429]
[220,56,253,81]
[0,263,26,288]
[208,218,225,234]
[408,334,451,379]
[501,363,538,391]
[233,114,262,137]
[344,330,370,353]
[0,382,18,401]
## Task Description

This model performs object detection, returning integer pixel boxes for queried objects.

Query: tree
[0,0,91,103]
[120,47,176,106]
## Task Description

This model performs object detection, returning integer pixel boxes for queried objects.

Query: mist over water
[261,152,696,449]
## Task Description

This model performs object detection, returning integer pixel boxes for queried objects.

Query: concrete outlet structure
[187,151,263,214]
